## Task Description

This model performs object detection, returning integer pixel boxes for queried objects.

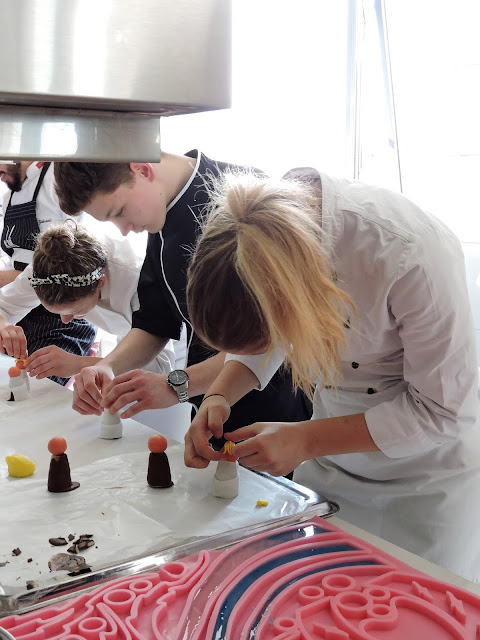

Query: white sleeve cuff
[365,401,438,458]
[225,349,285,390]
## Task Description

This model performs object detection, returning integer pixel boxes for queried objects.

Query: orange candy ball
[148,435,167,454]
[15,359,26,370]
[8,366,21,378]
[48,437,67,456]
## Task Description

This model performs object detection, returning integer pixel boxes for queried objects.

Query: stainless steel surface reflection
[0,107,162,162]
[0,0,231,160]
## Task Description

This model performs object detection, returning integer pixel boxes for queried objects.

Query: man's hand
[101,369,179,419]
[0,324,27,359]
[26,346,82,380]
[184,395,231,469]
[72,364,115,415]
[226,422,307,476]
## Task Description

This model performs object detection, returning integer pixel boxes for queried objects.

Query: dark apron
[1,162,96,385]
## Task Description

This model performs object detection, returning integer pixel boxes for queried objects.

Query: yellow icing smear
[221,441,235,455]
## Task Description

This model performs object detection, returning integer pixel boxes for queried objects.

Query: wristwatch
[166,369,190,403]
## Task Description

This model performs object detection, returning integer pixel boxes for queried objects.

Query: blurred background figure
[0,161,97,384]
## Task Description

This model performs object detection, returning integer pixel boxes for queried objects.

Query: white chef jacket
[227,171,480,581]
[0,234,175,374]
[0,162,93,267]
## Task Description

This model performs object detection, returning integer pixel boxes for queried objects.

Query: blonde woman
[0,223,175,381]
[184,169,480,582]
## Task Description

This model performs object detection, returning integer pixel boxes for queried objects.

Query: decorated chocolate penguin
[47,437,80,493]
[15,358,30,391]
[7,365,29,401]
[147,435,173,488]
[211,441,239,499]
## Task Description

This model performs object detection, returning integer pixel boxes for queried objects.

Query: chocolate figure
[47,437,80,492]
[211,441,239,499]
[7,365,28,401]
[15,358,30,392]
[147,435,173,488]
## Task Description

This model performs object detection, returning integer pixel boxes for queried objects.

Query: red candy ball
[48,437,67,456]
[148,435,167,453]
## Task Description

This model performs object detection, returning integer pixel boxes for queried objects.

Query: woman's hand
[184,395,231,469]
[226,422,308,476]
[0,324,27,359]
[26,346,82,380]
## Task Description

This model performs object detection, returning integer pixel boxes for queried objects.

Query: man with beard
[0,161,23,192]
[0,161,97,385]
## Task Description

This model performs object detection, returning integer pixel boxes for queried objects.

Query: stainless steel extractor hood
[0,0,231,162]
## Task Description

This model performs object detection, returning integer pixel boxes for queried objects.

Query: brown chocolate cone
[48,454,80,493]
[147,452,173,488]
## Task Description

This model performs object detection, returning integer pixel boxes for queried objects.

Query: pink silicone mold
[2,516,480,639]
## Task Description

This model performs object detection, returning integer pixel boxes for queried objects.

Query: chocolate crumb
[0,561,8,567]
[68,565,92,577]
[27,558,32,563]
[67,544,78,554]
[77,540,94,551]
[26,580,38,590]
[49,537,68,546]
[12,548,21,556]
[68,534,75,541]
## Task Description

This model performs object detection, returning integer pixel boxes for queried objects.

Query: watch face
[168,370,189,386]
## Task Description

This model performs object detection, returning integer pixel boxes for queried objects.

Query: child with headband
[0,223,175,380]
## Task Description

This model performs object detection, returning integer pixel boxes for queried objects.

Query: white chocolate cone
[20,369,30,392]
[8,377,28,401]
[100,411,123,439]
[211,460,239,498]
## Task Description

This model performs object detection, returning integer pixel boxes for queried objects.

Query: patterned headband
[28,267,103,288]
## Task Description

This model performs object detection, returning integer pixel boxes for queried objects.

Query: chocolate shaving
[0,561,8,567]
[77,540,95,551]
[49,537,68,546]
[68,534,75,541]
[48,552,91,574]
[67,544,78,554]
[12,548,21,556]
[68,565,92,577]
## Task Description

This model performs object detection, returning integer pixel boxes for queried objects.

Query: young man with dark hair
[54,151,312,442]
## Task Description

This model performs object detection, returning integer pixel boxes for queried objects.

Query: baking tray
[0,472,338,617]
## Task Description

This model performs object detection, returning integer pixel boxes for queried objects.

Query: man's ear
[129,163,154,181]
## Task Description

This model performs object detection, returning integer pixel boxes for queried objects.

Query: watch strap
[177,386,189,403]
